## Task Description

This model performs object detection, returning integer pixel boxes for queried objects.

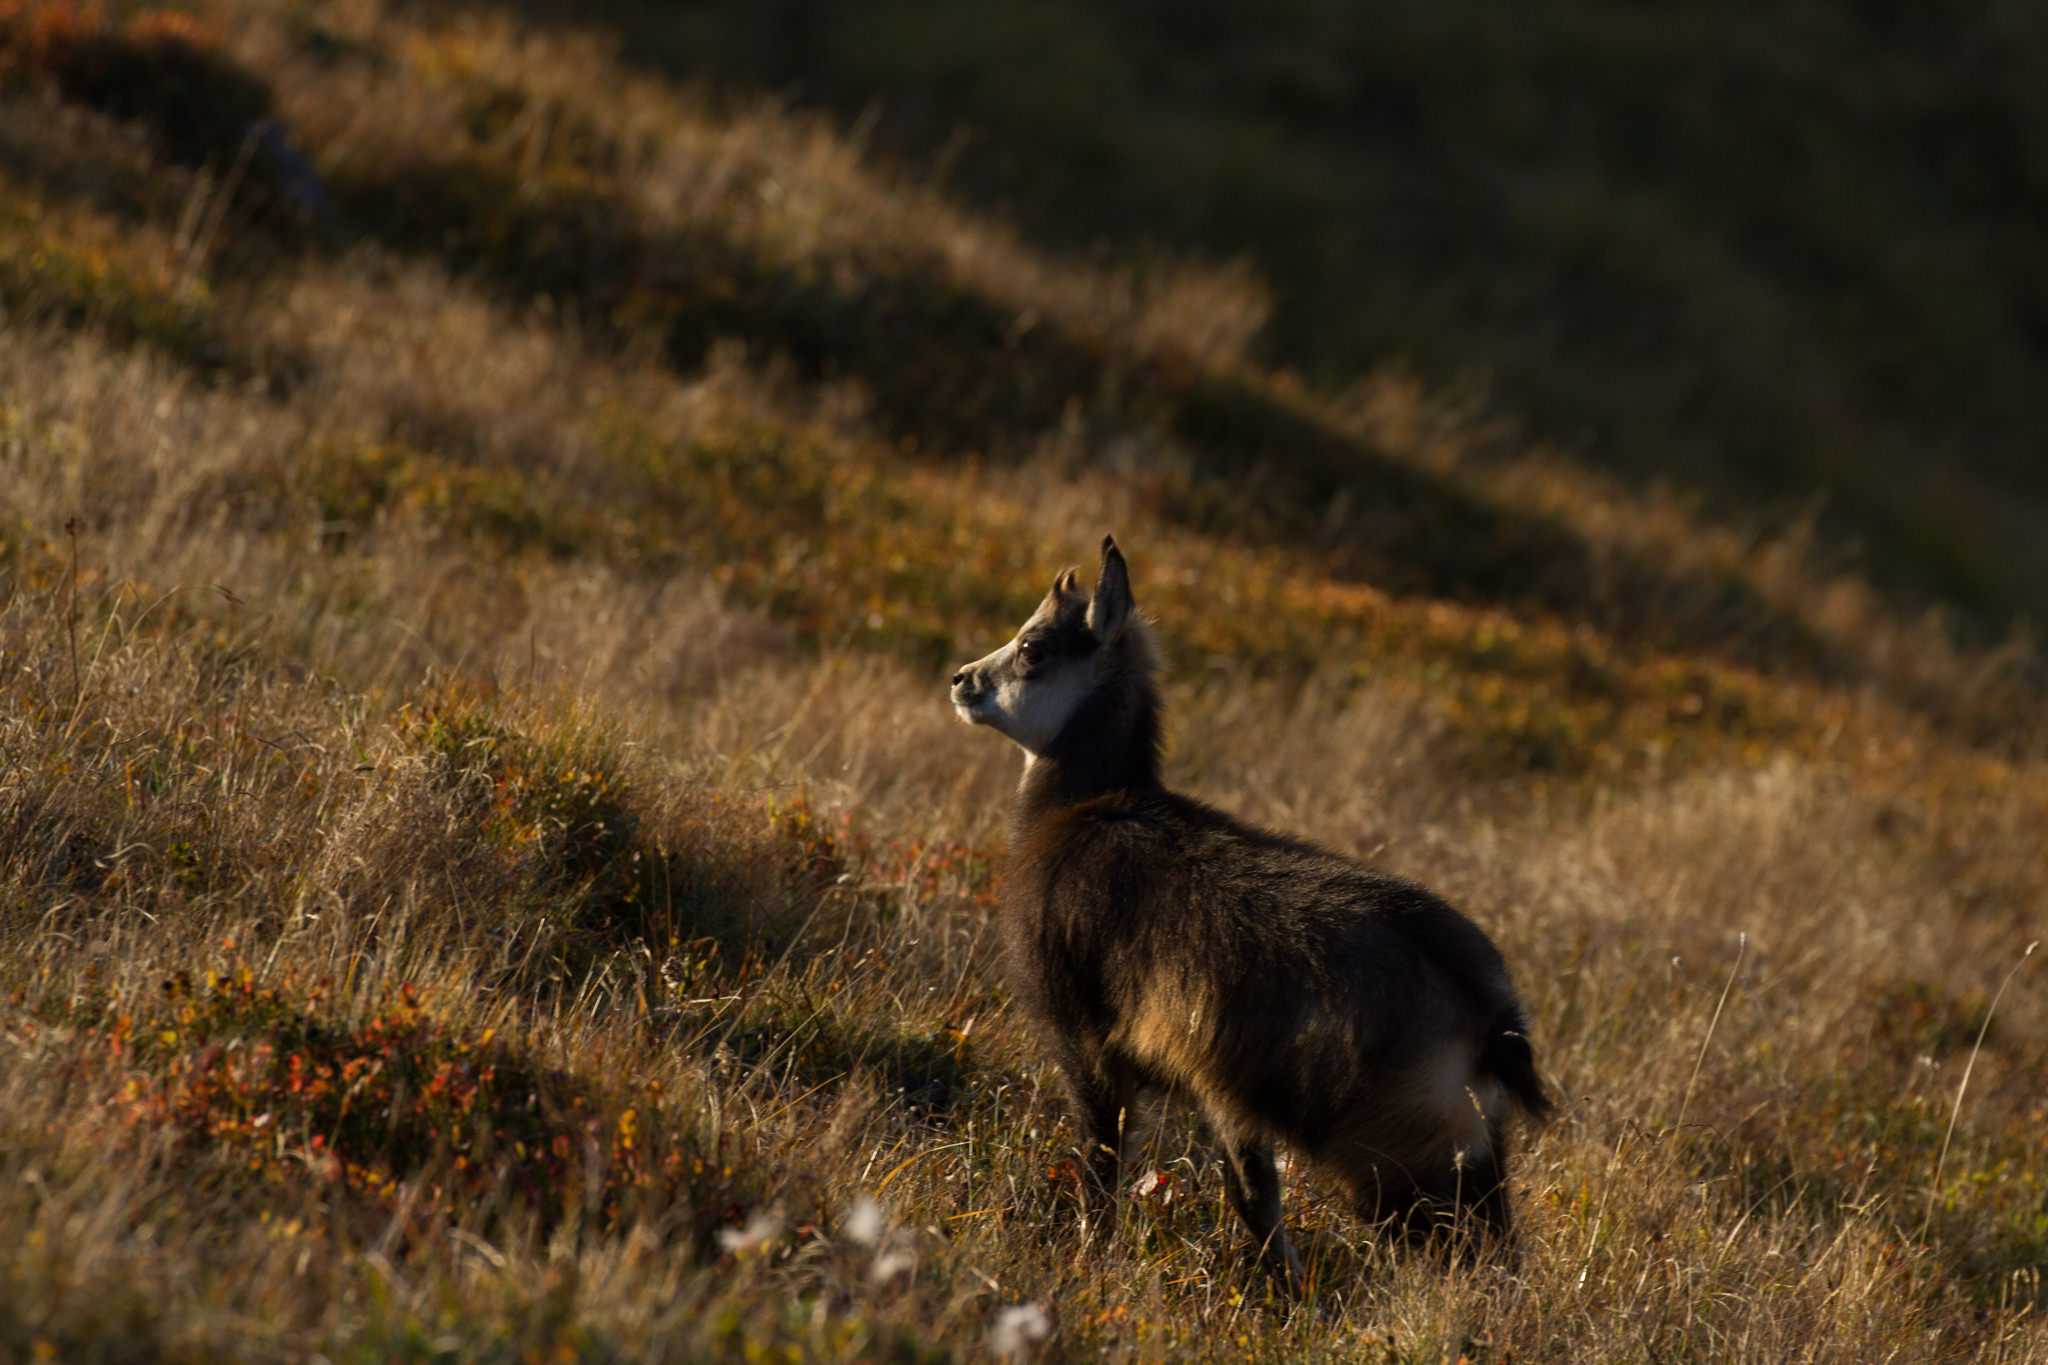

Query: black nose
[951,668,967,687]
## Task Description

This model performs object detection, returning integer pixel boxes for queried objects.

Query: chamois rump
[949,537,1551,1290]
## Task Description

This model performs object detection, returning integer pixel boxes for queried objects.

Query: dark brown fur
[952,538,1553,1290]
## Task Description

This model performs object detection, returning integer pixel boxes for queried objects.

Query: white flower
[843,1195,887,1247]
[989,1303,1052,1358]
[715,1208,782,1254]
[869,1244,916,1283]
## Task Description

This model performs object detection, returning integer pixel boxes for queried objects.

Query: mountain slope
[0,3,2042,1360]
[496,0,2048,627]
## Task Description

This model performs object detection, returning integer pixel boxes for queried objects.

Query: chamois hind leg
[1218,1131,1305,1294]
[1406,1122,1515,1263]
[1454,1116,1517,1259]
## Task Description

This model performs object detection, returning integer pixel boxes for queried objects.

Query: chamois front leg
[1219,1131,1305,1295]
[1058,1051,1139,1234]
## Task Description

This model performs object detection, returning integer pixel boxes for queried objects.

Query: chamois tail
[1480,1006,1555,1125]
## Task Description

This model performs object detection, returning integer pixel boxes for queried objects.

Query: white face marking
[952,634,1095,755]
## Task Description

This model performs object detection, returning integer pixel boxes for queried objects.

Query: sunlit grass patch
[584,391,1835,778]
[301,440,601,560]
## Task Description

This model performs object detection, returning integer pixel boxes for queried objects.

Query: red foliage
[79,968,752,1247]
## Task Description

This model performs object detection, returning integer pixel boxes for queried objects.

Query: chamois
[949,537,1552,1291]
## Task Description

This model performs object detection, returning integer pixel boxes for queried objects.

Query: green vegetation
[0,1,2042,1359]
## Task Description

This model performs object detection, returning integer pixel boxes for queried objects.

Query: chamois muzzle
[949,661,992,719]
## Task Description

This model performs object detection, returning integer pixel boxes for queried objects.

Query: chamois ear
[1052,567,1081,597]
[1088,536,1134,646]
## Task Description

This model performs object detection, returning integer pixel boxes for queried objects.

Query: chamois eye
[1017,639,1043,666]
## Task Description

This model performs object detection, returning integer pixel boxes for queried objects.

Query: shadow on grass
[334,154,1839,670]
[705,994,971,1120]
[468,0,2048,638]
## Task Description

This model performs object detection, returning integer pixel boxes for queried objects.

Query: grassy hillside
[0,2,2044,1360]
[494,0,2048,629]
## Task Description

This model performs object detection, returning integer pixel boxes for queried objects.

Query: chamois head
[949,536,1141,758]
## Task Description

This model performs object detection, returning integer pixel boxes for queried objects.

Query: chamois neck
[1015,662,1164,824]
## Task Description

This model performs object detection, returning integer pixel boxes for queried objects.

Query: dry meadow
[1,3,2044,1360]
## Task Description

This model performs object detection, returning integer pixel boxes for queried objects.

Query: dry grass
[0,2,2043,1360]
